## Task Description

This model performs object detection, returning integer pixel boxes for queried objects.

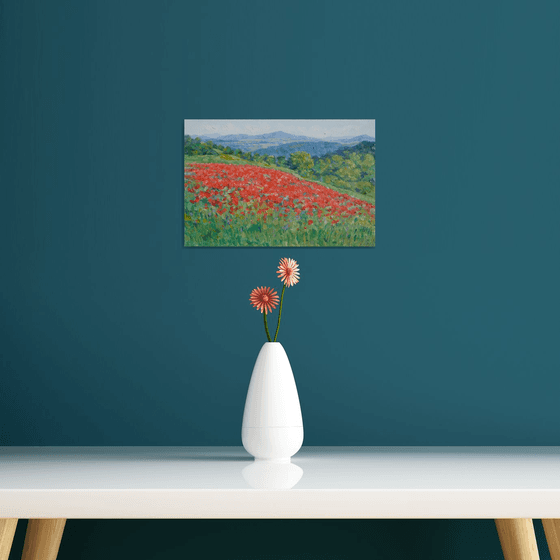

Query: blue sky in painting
[184,119,375,139]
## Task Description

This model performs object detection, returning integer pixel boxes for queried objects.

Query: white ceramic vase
[242,342,304,463]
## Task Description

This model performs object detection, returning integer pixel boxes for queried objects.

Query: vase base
[242,425,304,462]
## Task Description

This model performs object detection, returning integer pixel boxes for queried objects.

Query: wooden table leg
[495,519,540,560]
[0,519,18,560]
[21,519,66,560]
[542,519,560,560]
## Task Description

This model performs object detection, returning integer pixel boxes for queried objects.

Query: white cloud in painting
[184,119,375,140]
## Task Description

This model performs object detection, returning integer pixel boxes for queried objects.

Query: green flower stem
[274,284,286,342]
[263,312,272,342]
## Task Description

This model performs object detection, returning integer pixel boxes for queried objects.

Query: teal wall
[1,1,559,559]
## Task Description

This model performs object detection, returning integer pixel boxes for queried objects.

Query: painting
[184,119,375,247]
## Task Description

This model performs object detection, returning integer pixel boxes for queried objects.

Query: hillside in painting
[184,130,375,247]
[184,161,375,247]
[185,136,375,196]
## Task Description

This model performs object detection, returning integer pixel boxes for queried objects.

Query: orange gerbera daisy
[249,286,279,314]
[277,258,300,287]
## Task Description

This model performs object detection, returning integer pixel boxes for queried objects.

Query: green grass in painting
[184,206,375,247]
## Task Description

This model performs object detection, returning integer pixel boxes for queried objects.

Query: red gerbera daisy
[277,257,300,287]
[249,286,279,314]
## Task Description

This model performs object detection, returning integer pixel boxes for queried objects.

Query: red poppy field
[184,161,375,246]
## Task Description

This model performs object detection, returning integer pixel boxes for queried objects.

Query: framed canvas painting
[184,119,375,247]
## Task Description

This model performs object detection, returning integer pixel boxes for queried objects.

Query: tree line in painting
[184,135,375,202]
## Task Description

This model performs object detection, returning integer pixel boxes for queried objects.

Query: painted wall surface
[1,1,559,559]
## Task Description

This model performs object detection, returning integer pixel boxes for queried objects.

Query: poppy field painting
[184,119,375,247]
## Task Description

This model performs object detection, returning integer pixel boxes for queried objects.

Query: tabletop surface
[1,446,559,518]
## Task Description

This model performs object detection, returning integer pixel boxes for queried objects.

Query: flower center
[262,295,269,302]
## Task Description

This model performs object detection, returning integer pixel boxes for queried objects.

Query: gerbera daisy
[249,286,279,314]
[277,258,300,287]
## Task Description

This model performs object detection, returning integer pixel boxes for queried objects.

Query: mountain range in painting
[188,131,375,158]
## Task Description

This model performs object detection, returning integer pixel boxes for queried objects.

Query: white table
[1,446,559,560]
